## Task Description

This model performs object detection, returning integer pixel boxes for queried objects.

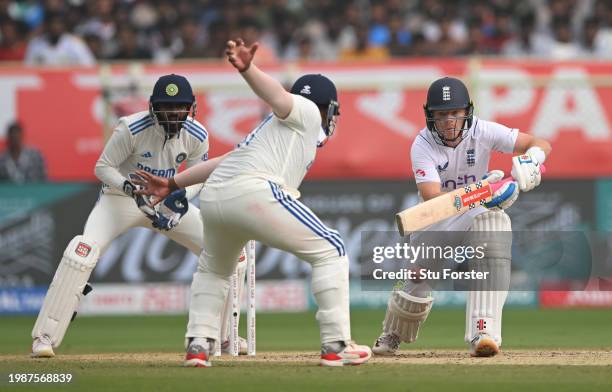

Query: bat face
[395,180,494,236]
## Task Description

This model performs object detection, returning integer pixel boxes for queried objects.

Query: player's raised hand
[132,170,175,205]
[225,38,259,72]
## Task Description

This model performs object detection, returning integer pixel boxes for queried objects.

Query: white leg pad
[32,236,99,347]
[383,290,433,343]
[465,211,512,345]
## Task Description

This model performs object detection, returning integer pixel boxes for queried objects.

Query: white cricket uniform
[187,95,351,344]
[31,111,214,349]
[409,116,518,346]
[410,116,518,232]
[88,111,209,254]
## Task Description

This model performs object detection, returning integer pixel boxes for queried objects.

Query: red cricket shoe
[184,339,213,367]
[320,341,372,367]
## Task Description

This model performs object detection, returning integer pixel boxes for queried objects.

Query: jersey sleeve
[478,120,519,153]
[277,94,321,132]
[94,121,133,191]
[183,134,209,201]
[411,138,441,184]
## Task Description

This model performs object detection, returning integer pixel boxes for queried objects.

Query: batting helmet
[423,77,474,145]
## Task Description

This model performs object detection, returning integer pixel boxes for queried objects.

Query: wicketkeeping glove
[152,189,189,231]
[123,175,157,220]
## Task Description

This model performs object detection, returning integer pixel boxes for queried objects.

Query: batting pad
[383,290,433,343]
[32,236,99,347]
[465,211,511,345]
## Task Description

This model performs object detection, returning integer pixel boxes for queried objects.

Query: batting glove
[511,146,545,192]
[483,170,519,210]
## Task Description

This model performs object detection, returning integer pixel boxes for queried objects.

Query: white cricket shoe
[372,332,400,356]
[31,335,55,358]
[470,333,500,357]
[184,338,214,367]
[221,336,248,355]
[320,341,371,366]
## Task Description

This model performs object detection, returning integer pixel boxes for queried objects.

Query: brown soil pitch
[6,349,612,366]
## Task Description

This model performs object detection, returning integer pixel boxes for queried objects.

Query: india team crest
[176,153,187,163]
[166,83,179,96]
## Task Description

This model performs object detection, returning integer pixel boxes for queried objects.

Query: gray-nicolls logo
[300,85,311,95]
[442,86,451,101]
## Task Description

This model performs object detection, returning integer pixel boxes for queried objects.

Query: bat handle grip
[490,177,514,193]
[490,164,546,193]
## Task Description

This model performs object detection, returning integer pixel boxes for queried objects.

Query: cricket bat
[396,165,545,236]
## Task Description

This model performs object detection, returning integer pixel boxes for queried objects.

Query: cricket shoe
[372,332,401,356]
[221,336,248,355]
[31,335,55,358]
[184,338,214,367]
[320,341,372,367]
[470,333,500,357]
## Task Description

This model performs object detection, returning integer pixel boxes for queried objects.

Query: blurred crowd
[0,0,610,66]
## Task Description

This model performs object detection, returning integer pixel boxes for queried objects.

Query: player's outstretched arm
[134,153,229,204]
[226,38,293,118]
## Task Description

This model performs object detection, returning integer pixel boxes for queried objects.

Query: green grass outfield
[1,308,612,391]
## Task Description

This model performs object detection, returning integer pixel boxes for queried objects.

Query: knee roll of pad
[383,290,433,343]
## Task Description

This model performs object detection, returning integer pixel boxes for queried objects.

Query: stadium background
[0,0,611,361]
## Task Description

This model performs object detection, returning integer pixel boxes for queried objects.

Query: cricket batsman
[31,74,248,357]
[134,38,372,367]
[372,77,552,357]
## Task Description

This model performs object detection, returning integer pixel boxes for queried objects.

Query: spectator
[24,12,95,66]
[151,23,182,64]
[549,16,581,59]
[426,14,468,56]
[0,18,27,61]
[75,0,118,59]
[5,0,612,62]
[502,13,550,57]
[175,18,207,59]
[340,23,389,61]
[112,26,151,60]
[387,14,412,57]
[0,122,47,183]
[581,17,612,58]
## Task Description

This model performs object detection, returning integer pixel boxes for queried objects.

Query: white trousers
[187,177,351,344]
[83,193,203,255]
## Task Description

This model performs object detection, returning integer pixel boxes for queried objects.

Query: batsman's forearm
[173,153,229,188]
[240,64,293,118]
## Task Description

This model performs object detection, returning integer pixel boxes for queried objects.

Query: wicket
[215,240,256,357]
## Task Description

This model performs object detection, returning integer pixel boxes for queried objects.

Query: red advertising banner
[0,59,611,180]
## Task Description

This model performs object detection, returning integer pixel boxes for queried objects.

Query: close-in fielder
[31,74,248,357]
[372,77,552,357]
[135,38,372,367]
